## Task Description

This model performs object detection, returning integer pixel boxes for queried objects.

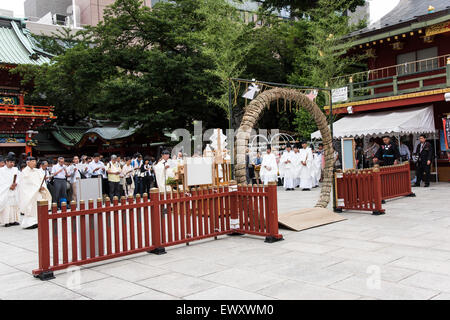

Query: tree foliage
[260,0,366,17]
[288,0,368,138]
[17,0,367,140]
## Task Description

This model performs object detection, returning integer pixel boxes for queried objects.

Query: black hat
[286,143,292,148]
[301,140,307,145]
[93,153,100,157]
[162,150,170,155]
[293,143,300,149]
[266,144,271,150]
[0,155,4,162]
[5,154,15,162]
[26,156,36,162]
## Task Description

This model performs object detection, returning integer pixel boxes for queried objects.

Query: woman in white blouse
[121,157,135,197]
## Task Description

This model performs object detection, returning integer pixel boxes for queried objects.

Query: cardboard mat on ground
[278,208,346,231]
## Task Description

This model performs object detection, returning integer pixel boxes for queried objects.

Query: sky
[0,0,25,17]
[0,0,400,22]
[368,0,400,24]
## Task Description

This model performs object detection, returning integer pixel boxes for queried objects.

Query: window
[417,47,438,71]
[396,52,416,75]
[396,47,438,75]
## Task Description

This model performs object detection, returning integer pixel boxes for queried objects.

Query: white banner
[332,87,348,103]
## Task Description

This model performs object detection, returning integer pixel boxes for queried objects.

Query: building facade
[330,0,450,180]
[0,16,55,157]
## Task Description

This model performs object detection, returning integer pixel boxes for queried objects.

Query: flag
[306,90,318,101]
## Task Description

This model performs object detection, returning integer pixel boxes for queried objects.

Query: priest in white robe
[278,144,296,190]
[18,157,52,229]
[0,154,20,227]
[311,147,322,188]
[299,141,314,191]
[291,144,302,188]
[154,150,178,193]
[260,145,278,185]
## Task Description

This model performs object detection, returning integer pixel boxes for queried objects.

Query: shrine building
[0,15,55,157]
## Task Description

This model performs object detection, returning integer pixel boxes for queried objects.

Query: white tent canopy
[311,105,436,139]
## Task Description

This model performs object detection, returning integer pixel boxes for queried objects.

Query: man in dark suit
[245,148,254,185]
[414,134,433,187]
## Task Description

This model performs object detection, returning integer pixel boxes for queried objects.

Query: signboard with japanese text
[332,87,348,103]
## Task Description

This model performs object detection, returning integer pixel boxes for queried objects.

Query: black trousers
[416,163,431,186]
[53,179,67,207]
[109,181,121,200]
[142,176,151,195]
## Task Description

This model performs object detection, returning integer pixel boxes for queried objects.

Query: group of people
[0,150,182,229]
[0,153,51,229]
[246,141,325,191]
[359,135,434,187]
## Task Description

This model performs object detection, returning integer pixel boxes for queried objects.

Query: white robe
[0,166,20,225]
[291,151,302,187]
[260,153,278,185]
[279,150,296,189]
[18,166,52,229]
[154,159,178,193]
[299,148,313,189]
[311,153,322,187]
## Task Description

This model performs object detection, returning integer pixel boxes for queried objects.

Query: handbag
[126,176,133,185]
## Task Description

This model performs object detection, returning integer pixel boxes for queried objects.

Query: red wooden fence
[379,162,414,200]
[335,162,415,215]
[32,182,282,280]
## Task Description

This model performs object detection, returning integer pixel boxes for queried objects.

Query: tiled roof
[51,126,89,146]
[85,127,136,140]
[350,0,450,38]
[50,125,137,147]
[0,16,52,66]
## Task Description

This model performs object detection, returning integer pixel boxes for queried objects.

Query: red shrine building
[330,0,450,181]
[0,16,55,157]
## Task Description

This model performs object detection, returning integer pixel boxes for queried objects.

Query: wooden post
[405,162,416,197]
[227,180,242,235]
[372,165,385,215]
[148,188,166,254]
[33,200,55,280]
[446,57,450,87]
[264,181,283,243]
[393,75,398,95]
[348,76,354,100]
[334,170,343,212]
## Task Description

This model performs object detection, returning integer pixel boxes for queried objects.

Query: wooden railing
[0,104,55,117]
[331,54,450,103]
[335,162,415,214]
[32,182,282,280]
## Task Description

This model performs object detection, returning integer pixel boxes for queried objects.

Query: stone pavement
[0,183,449,300]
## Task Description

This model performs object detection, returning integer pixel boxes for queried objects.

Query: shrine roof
[348,0,450,39]
[51,125,88,147]
[51,125,137,147]
[0,16,52,66]
[86,127,136,141]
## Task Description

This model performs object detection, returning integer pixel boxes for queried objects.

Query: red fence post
[228,180,243,236]
[372,165,385,215]
[148,188,166,255]
[406,162,416,197]
[32,200,55,280]
[334,170,344,212]
[264,181,283,243]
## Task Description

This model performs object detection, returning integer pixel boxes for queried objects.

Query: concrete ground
[0,183,449,300]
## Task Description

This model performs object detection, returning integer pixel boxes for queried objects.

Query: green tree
[32,27,80,55]
[195,0,254,114]
[260,0,365,17]
[18,0,230,133]
[289,0,367,139]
